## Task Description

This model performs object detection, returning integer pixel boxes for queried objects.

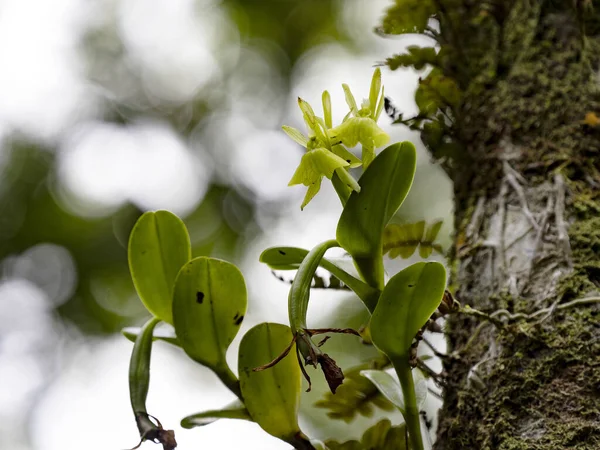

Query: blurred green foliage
[0,0,351,335]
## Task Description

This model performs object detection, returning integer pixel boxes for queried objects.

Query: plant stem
[215,364,243,400]
[393,358,424,450]
[286,431,316,450]
[331,170,352,206]
[318,258,380,312]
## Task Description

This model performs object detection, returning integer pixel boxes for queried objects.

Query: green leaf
[260,246,380,311]
[128,317,160,414]
[383,220,444,260]
[122,324,180,347]
[181,400,251,429]
[384,221,425,259]
[288,240,339,333]
[424,219,443,243]
[370,262,446,359]
[419,220,444,258]
[238,323,302,442]
[360,368,428,414]
[325,419,407,450]
[381,0,436,35]
[336,142,417,289]
[172,257,247,372]
[128,210,192,324]
[413,369,429,410]
[360,369,406,414]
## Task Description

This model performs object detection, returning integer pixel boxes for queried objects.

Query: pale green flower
[288,148,350,210]
[282,97,361,209]
[329,69,390,168]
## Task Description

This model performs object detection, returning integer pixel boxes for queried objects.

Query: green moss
[441,306,600,450]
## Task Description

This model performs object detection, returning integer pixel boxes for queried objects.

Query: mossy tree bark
[410,1,600,449]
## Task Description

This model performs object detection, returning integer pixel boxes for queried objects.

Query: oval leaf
[361,369,428,414]
[128,210,191,324]
[181,400,251,429]
[336,142,416,288]
[360,369,405,414]
[260,246,380,312]
[238,323,301,441]
[370,262,446,359]
[172,257,247,371]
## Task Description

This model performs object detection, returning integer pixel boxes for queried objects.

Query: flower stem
[331,170,352,206]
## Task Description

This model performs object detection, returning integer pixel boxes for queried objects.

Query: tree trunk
[432,2,600,449]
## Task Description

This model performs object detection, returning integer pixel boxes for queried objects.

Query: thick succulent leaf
[238,323,301,441]
[288,240,339,333]
[371,262,446,359]
[172,257,247,370]
[181,400,251,429]
[128,317,160,413]
[336,142,416,288]
[325,419,407,450]
[260,246,380,311]
[122,324,180,347]
[128,210,191,324]
[314,361,394,423]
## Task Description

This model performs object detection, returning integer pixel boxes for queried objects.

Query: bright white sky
[0,0,451,449]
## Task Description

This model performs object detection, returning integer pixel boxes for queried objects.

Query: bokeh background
[0,0,453,448]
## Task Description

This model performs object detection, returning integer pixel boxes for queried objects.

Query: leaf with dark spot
[196,292,204,304]
[235,315,244,326]
[278,250,286,255]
